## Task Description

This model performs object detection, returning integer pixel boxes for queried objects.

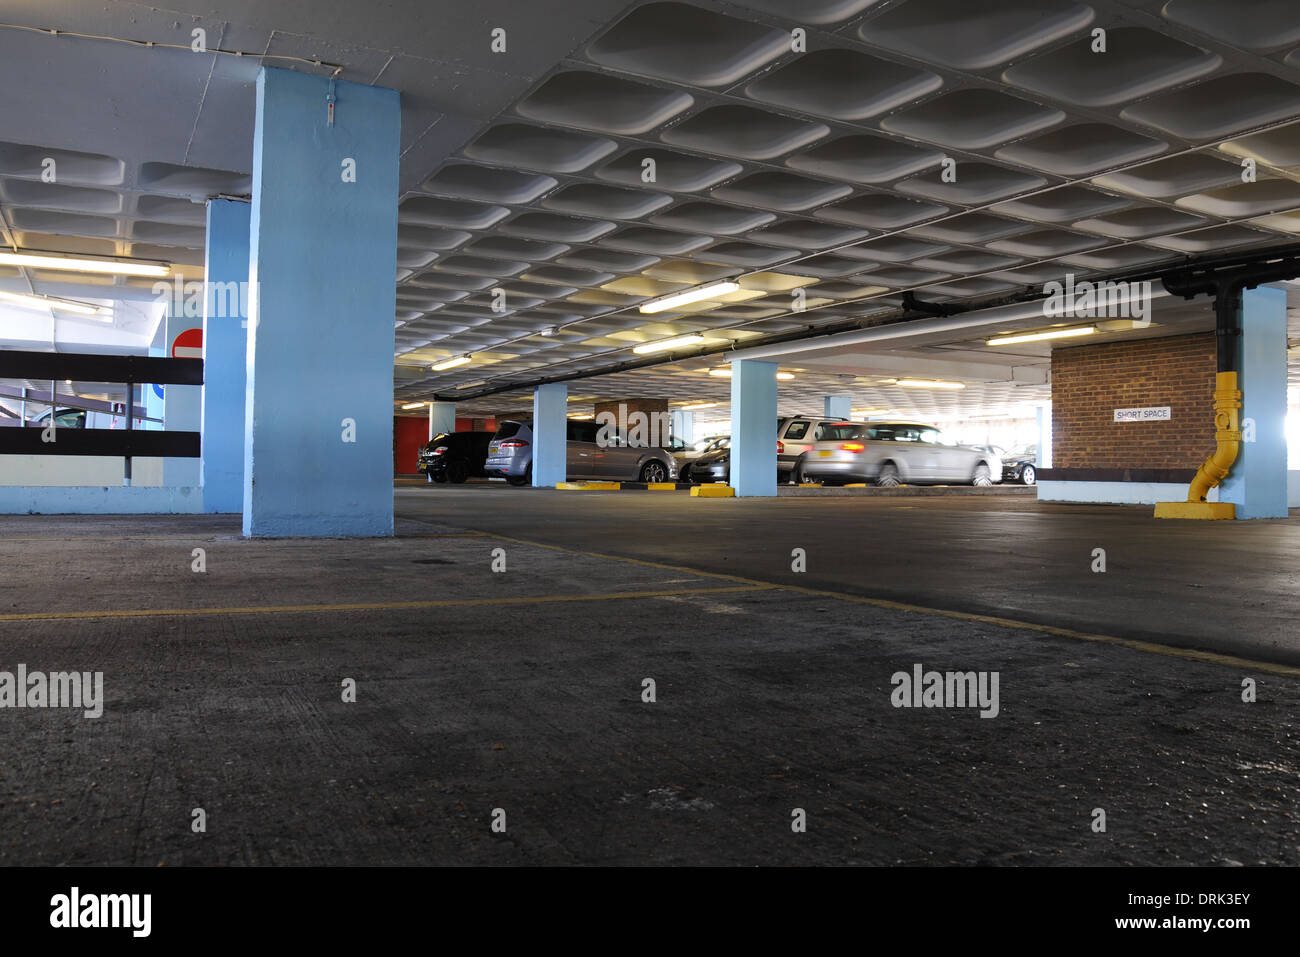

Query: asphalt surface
[396,481,1300,667]
[0,491,1296,866]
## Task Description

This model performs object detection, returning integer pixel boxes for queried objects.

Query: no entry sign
[171,327,203,359]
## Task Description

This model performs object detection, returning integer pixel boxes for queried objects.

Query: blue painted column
[244,67,400,537]
[824,394,852,420]
[1220,285,1288,518]
[531,383,567,487]
[429,401,456,438]
[1037,404,1052,468]
[731,359,778,497]
[200,199,251,513]
[671,409,695,445]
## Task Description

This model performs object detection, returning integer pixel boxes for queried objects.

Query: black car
[419,430,493,484]
[1001,446,1038,486]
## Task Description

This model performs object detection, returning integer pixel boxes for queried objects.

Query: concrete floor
[0,488,1297,865]
[397,481,1300,666]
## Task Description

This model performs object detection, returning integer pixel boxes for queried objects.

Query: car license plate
[818,450,832,457]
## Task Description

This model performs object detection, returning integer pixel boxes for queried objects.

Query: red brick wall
[1051,333,1216,469]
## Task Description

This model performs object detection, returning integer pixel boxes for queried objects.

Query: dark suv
[419,430,493,484]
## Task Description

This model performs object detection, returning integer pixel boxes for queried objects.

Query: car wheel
[680,464,692,483]
[506,466,531,487]
[972,463,993,486]
[791,457,814,484]
[447,460,469,484]
[1021,464,1036,486]
[639,460,668,483]
[877,462,901,488]
[430,471,448,484]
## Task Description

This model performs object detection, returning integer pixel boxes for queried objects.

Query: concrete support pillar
[244,67,400,537]
[1221,285,1288,518]
[730,359,778,497]
[200,199,251,513]
[429,401,456,438]
[1037,403,1052,468]
[671,409,695,445]
[162,309,201,487]
[824,394,852,420]
[531,383,567,487]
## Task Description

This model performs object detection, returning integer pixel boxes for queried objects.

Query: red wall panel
[394,416,427,475]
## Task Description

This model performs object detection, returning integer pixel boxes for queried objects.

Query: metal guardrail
[0,349,203,483]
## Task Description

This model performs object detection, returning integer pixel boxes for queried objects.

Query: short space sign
[1114,406,1171,422]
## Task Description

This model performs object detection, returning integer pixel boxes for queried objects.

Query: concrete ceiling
[3,0,1300,422]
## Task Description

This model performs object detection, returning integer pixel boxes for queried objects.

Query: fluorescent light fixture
[852,408,890,416]
[0,289,103,317]
[897,378,966,390]
[568,413,594,420]
[455,379,487,390]
[541,326,557,337]
[400,401,426,410]
[639,280,739,314]
[0,251,170,278]
[987,325,1095,347]
[680,401,718,410]
[632,334,706,355]
[431,355,472,371]
[709,367,793,380]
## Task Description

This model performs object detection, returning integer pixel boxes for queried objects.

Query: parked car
[686,440,731,483]
[419,430,493,484]
[1001,445,1038,486]
[683,418,856,483]
[484,418,679,486]
[800,422,1003,487]
[678,435,728,481]
[778,416,857,481]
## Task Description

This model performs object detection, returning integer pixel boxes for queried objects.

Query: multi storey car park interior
[2,0,1300,899]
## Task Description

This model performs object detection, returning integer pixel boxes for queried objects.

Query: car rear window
[867,425,921,442]
[816,423,859,441]
[493,421,523,440]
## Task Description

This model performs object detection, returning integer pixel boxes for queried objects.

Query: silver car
[484,418,679,486]
[799,421,1002,487]
[779,415,857,481]
[676,435,728,479]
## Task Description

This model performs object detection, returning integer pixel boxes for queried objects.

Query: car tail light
[776,441,784,454]
[840,442,865,452]
[499,439,529,448]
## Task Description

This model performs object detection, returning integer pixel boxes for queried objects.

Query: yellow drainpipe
[1155,371,1240,518]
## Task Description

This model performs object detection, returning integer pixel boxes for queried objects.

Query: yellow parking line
[476,531,1300,680]
[0,584,773,623]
